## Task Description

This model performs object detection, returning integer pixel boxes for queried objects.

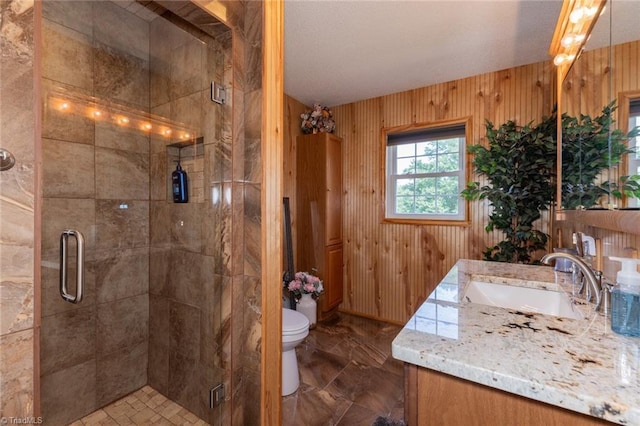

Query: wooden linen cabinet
[295,133,343,318]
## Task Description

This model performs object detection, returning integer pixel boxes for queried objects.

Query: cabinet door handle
[59,229,85,304]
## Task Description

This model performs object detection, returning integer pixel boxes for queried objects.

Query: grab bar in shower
[59,229,85,304]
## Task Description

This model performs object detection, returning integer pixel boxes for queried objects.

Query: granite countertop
[392,259,640,425]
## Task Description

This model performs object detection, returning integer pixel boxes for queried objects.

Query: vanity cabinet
[404,365,609,426]
[295,133,343,316]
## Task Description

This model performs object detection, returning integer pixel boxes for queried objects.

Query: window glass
[385,122,467,221]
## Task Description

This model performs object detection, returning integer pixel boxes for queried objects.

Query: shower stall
[37,1,242,424]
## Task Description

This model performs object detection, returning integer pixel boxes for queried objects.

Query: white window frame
[628,100,640,207]
[383,120,469,223]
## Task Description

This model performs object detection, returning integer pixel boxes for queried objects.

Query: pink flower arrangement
[300,104,335,134]
[287,271,324,298]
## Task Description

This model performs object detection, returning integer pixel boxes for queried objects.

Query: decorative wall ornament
[300,103,335,134]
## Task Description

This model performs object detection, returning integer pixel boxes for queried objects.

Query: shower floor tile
[69,386,207,426]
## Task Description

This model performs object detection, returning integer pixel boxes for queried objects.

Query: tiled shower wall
[39,2,152,424]
[1,1,263,424]
[0,0,36,418]
[146,14,231,424]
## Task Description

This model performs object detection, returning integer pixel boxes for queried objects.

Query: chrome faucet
[541,252,603,310]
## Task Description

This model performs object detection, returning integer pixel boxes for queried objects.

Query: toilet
[282,308,310,396]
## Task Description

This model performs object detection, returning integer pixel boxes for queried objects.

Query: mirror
[559,0,640,210]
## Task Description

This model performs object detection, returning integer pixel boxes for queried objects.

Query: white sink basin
[463,280,583,320]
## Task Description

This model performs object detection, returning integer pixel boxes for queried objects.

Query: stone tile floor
[69,386,206,426]
[283,312,405,426]
[71,312,404,426]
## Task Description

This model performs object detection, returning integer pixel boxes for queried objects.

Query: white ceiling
[284,0,565,107]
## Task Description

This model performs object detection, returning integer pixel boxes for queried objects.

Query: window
[384,120,468,222]
[628,99,640,207]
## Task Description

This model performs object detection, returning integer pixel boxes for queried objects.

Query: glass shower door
[39,2,228,424]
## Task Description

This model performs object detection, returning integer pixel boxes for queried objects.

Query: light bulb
[553,53,575,66]
[118,117,130,125]
[554,53,569,66]
[569,8,584,24]
[586,6,598,17]
[570,6,598,24]
[569,8,584,23]
[163,129,172,136]
[142,123,152,131]
[561,33,586,48]
[93,110,102,118]
[60,102,70,111]
[561,35,575,48]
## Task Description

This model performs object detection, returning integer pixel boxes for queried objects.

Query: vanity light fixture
[549,0,606,79]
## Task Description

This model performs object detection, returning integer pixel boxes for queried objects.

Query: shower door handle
[59,229,85,304]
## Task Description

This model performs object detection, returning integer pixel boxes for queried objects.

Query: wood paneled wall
[563,40,640,119]
[284,64,556,323]
[283,96,308,252]
[283,40,640,325]
[329,62,554,324]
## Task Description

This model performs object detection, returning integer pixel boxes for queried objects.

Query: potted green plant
[463,103,639,264]
[462,119,556,263]
[556,102,640,209]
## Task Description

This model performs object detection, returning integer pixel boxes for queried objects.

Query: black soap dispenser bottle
[172,160,189,203]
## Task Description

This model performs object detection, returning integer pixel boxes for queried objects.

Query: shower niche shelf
[166,136,205,203]
[167,136,204,149]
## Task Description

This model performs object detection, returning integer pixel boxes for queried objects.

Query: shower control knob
[0,148,16,171]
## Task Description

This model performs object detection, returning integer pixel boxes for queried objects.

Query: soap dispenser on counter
[610,257,640,337]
